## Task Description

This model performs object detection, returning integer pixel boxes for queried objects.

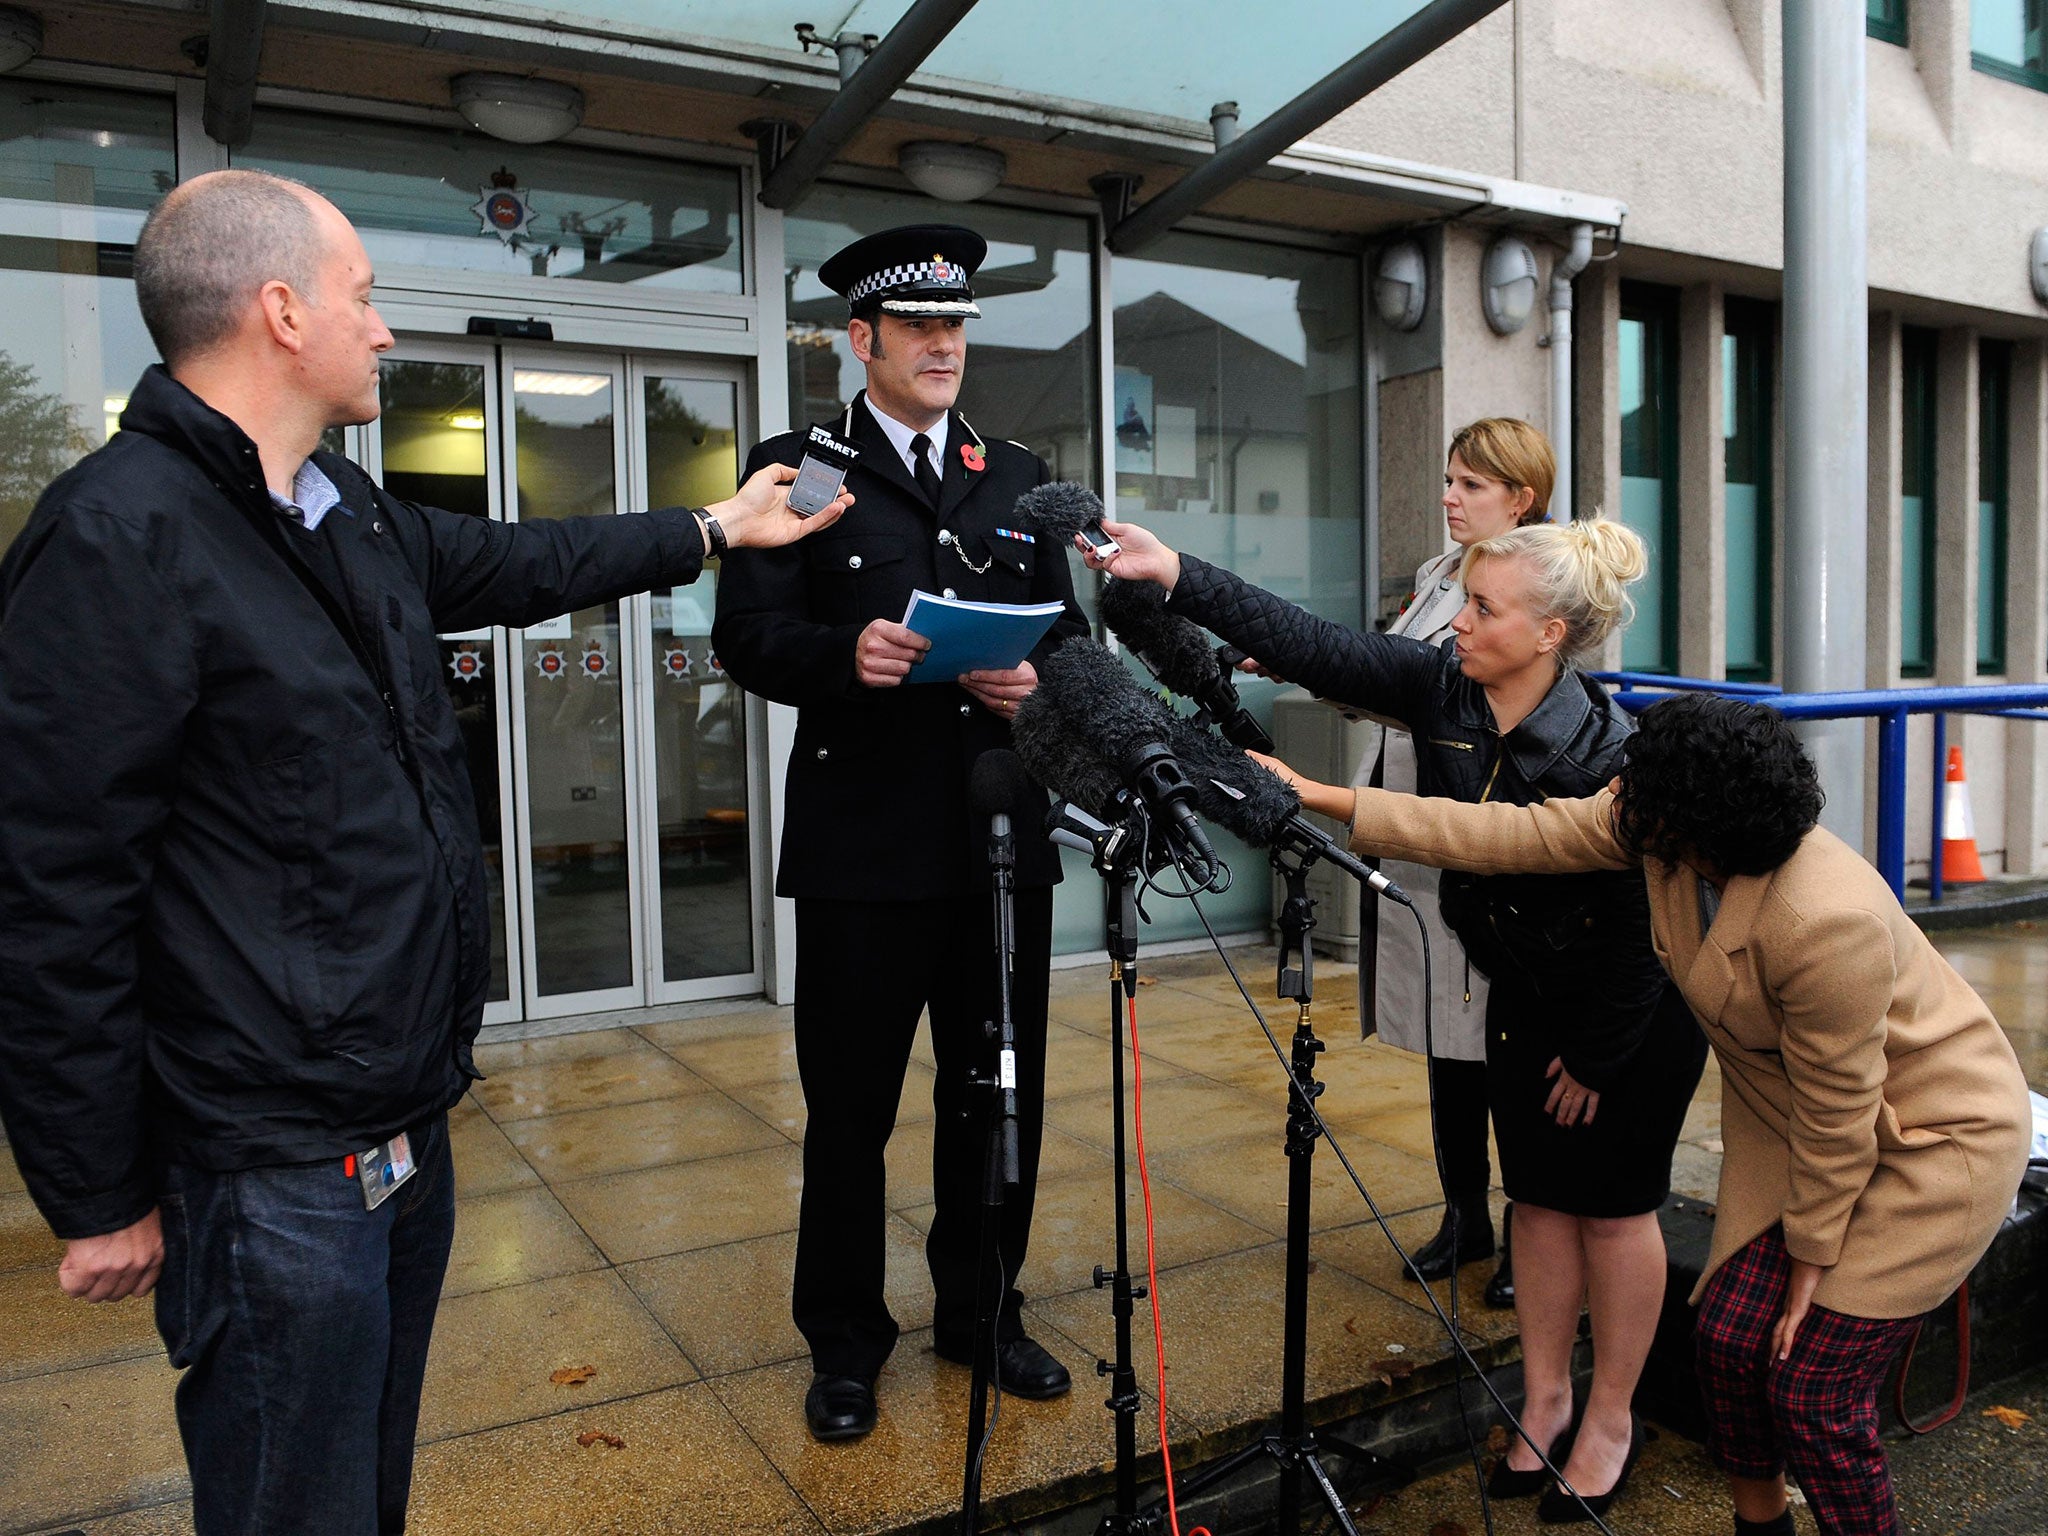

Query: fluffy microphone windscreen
[1013,481,1107,544]
[1098,577,1229,703]
[969,747,1036,819]
[1035,637,1182,768]
[1012,685,1123,818]
[1158,710,1303,846]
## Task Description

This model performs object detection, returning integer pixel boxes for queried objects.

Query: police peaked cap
[818,224,986,319]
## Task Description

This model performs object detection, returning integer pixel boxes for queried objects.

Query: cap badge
[933,255,952,281]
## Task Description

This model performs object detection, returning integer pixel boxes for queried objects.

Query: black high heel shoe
[1537,1416,1646,1524]
[1402,1195,1495,1283]
[1485,1417,1577,1499]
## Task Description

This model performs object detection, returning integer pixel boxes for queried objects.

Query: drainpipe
[1546,222,1594,522]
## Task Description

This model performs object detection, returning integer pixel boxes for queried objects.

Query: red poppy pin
[960,442,985,473]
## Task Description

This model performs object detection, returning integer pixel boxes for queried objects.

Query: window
[1618,283,1680,674]
[1900,328,1938,677]
[1108,231,1362,941]
[237,110,744,293]
[1973,0,2048,89]
[0,82,172,561]
[1723,300,1774,682]
[1867,0,1908,46]
[1979,341,2012,674]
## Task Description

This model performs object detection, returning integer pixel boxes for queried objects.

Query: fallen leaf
[1376,1359,1417,1383]
[1135,975,1158,986]
[1342,1316,1359,1335]
[551,1364,598,1387]
[576,1429,626,1449]
[1984,1405,2031,1429]
[1485,1424,1510,1455]
[1428,1520,1469,1536]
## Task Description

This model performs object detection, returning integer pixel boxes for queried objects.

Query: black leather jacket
[1166,555,1673,1089]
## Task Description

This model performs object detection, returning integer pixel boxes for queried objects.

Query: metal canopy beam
[757,0,982,211]
[203,0,267,148]
[1106,0,1509,254]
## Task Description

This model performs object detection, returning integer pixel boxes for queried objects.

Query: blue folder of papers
[900,589,1066,681]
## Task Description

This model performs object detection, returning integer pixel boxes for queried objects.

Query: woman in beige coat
[1258,692,2031,1536]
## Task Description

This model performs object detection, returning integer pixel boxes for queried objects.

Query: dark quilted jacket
[1165,554,1675,1090]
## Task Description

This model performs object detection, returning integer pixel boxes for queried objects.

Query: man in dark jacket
[0,169,847,1536]
[714,226,1088,1441]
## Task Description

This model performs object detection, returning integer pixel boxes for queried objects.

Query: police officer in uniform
[714,225,1088,1441]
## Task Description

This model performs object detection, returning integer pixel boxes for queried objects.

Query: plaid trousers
[1695,1226,1921,1536]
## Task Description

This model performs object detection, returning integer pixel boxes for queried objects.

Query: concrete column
[1933,327,1980,687]
[1377,367,1448,622]
[1863,313,1904,852]
[1677,282,1726,678]
[2004,341,2048,873]
[1573,259,1626,671]
[1782,0,1869,846]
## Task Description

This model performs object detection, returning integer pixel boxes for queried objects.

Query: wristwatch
[698,508,728,558]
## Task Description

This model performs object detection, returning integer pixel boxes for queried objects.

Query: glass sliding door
[501,354,645,1014]
[630,364,760,997]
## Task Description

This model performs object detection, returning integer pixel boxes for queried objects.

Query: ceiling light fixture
[898,141,1006,203]
[513,370,609,397]
[0,8,40,74]
[451,73,585,145]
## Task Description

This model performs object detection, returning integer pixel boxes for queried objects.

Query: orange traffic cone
[1940,745,1987,884]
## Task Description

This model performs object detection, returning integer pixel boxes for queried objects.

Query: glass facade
[237,109,744,294]
[1110,231,1363,942]
[0,81,170,560]
[1900,327,1938,678]
[1722,300,1774,682]
[1618,283,1679,674]
[1973,0,2047,89]
[1979,341,2011,675]
[1867,0,1909,45]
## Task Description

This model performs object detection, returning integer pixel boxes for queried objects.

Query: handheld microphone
[1015,480,1121,561]
[1098,577,1274,753]
[1033,638,1219,886]
[1155,707,1412,907]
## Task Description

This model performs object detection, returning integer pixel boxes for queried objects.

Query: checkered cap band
[848,260,970,303]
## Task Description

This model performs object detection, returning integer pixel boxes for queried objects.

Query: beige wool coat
[1347,784,2032,1320]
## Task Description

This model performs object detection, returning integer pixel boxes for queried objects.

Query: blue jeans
[155,1115,456,1536]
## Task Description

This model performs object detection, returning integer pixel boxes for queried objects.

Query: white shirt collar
[862,395,949,477]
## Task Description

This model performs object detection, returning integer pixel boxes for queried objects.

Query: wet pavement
[1,921,2042,1536]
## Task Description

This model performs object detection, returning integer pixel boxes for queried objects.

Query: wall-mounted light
[2031,227,2048,308]
[451,73,584,145]
[898,140,1006,203]
[1481,233,1540,335]
[0,7,40,73]
[1373,238,1428,333]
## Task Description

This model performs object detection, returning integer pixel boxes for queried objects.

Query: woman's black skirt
[1483,978,1707,1218]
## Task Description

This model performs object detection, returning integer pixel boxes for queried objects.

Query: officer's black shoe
[934,1334,1073,1399]
[804,1372,878,1441]
[1485,1203,1517,1310]
[1402,1195,1495,1283]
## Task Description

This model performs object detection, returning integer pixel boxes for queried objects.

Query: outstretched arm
[1082,518,1441,724]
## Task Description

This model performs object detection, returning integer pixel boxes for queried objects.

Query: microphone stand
[1139,837,1412,1536]
[1094,829,1148,1536]
[960,809,1021,1533]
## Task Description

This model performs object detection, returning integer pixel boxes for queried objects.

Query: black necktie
[909,432,942,509]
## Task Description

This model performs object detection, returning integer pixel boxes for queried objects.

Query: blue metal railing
[1591,674,2048,901]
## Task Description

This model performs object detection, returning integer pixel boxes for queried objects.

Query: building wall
[1341,0,2048,870]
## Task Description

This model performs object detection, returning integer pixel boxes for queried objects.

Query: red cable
[1127,991,1211,1536]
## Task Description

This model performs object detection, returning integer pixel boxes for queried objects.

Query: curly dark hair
[1613,693,1825,876]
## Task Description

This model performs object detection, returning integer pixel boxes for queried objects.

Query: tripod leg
[1298,1449,1366,1536]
